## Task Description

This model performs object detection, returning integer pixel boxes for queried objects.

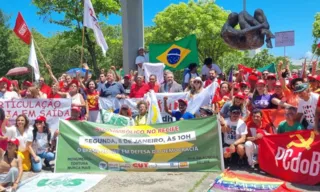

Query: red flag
[13,12,31,44]
[259,130,320,185]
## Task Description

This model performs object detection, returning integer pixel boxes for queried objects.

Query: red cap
[248,74,258,81]
[36,115,46,122]
[124,74,131,79]
[69,79,79,87]
[275,81,281,87]
[267,73,276,78]
[10,80,18,88]
[316,75,320,82]
[178,99,188,105]
[308,75,317,80]
[23,80,32,87]
[0,77,11,91]
[256,79,266,85]
[234,92,246,99]
[8,138,19,147]
[233,83,240,89]
[71,106,81,112]
[240,82,250,87]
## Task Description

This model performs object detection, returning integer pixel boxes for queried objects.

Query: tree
[0,9,14,76]
[312,13,320,56]
[148,1,239,64]
[32,0,121,76]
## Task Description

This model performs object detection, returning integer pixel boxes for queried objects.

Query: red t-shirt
[0,121,8,150]
[246,121,274,145]
[85,89,99,110]
[129,83,150,98]
[48,92,62,99]
[40,83,52,96]
[148,83,160,93]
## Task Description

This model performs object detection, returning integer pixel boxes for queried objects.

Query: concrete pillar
[121,0,144,74]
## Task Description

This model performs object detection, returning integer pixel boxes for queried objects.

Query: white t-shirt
[3,91,19,99]
[135,55,146,76]
[201,64,222,78]
[297,92,319,129]
[5,125,33,152]
[223,118,248,145]
[184,72,199,84]
[27,132,50,154]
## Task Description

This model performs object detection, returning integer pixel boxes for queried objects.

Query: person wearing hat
[269,81,292,109]
[245,109,274,168]
[220,105,247,166]
[199,106,213,118]
[122,74,132,96]
[163,97,194,121]
[295,83,319,130]
[135,47,146,76]
[266,73,276,94]
[188,77,203,98]
[26,116,55,172]
[0,77,19,99]
[249,79,273,109]
[67,107,83,121]
[308,75,320,93]
[220,92,248,120]
[183,63,199,89]
[262,70,269,80]
[0,139,23,191]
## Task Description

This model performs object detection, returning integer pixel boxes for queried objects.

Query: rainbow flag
[209,170,300,192]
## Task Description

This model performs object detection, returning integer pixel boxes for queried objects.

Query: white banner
[0,99,71,131]
[18,173,106,192]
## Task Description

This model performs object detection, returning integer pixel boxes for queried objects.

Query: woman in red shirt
[148,74,160,93]
[83,80,100,122]
[48,83,61,98]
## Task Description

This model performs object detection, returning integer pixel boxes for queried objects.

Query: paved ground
[20,166,320,192]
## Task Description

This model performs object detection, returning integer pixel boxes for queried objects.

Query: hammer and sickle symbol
[286,132,315,150]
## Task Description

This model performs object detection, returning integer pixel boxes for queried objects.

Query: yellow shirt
[134,114,148,126]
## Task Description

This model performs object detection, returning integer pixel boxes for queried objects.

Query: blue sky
[2,0,319,59]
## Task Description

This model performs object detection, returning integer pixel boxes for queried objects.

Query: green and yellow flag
[149,35,199,71]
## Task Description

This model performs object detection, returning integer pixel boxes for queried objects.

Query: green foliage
[312,13,320,56]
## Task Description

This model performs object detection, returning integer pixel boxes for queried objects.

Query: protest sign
[18,173,105,192]
[55,116,223,172]
[259,130,320,185]
[100,109,134,126]
[0,99,71,131]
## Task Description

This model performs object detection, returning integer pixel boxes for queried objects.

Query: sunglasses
[231,111,241,115]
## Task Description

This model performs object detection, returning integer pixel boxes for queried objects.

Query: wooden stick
[32,37,48,65]
[80,26,85,66]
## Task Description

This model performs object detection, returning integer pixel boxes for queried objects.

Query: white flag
[147,90,163,124]
[83,0,108,55]
[28,39,40,81]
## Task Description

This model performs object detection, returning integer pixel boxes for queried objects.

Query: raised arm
[163,96,172,116]
[45,64,58,84]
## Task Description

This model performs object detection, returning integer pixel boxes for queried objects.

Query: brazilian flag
[149,34,199,71]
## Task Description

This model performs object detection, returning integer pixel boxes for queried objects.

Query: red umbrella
[6,67,30,76]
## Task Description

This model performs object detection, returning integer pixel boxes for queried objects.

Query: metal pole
[243,0,246,11]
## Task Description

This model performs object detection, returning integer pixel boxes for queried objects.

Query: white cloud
[305,51,313,59]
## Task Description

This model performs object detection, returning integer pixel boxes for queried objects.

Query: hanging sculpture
[221,9,274,50]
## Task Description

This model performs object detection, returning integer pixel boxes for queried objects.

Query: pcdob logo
[275,131,319,176]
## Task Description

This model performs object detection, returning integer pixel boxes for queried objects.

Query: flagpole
[32,37,48,65]
[80,26,85,65]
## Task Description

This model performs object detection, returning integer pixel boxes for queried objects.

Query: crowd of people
[0,46,319,190]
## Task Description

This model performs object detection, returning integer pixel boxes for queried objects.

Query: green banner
[149,34,199,71]
[55,116,223,172]
[100,109,134,126]
[257,63,276,73]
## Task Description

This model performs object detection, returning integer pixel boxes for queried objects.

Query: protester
[198,106,213,118]
[24,86,41,99]
[148,74,160,93]
[0,139,23,191]
[119,104,135,126]
[245,109,273,168]
[82,80,100,122]
[295,83,319,130]
[201,57,222,81]
[262,70,269,80]
[2,114,32,171]
[188,77,203,98]
[135,47,146,76]
[97,73,107,93]
[159,72,183,93]
[277,107,303,133]
[122,74,132,96]
[0,77,19,99]
[48,83,61,98]
[212,82,231,112]
[220,92,248,120]
[249,80,273,109]
[204,69,217,88]
[308,75,320,93]
[39,77,52,97]
[163,97,194,121]
[20,80,32,97]
[10,80,21,98]
[266,73,276,93]
[26,116,54,172]
[134,101,148,126]
[183,63,199,89]
[0,108,7,151]
[129,75,149,98]
[220,106,247,166]
[100,72,125,98]
[67,107,83,121]
[184,77,195,92]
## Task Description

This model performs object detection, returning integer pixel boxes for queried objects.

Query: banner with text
[100,109,134,126]
[259,130,320,185]
[55,116,223,172]
[0,99,71,131]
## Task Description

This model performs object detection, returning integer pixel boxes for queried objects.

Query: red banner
[13,12,31,44]
[259,130,320,185]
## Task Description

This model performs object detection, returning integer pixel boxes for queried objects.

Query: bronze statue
[221,9,274,50]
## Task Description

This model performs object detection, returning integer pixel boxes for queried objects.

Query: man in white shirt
[201,57,222,81]
[220,106,247,166]
[295,83,319,129]
[135,47,146,76]
[0,77,19,99]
